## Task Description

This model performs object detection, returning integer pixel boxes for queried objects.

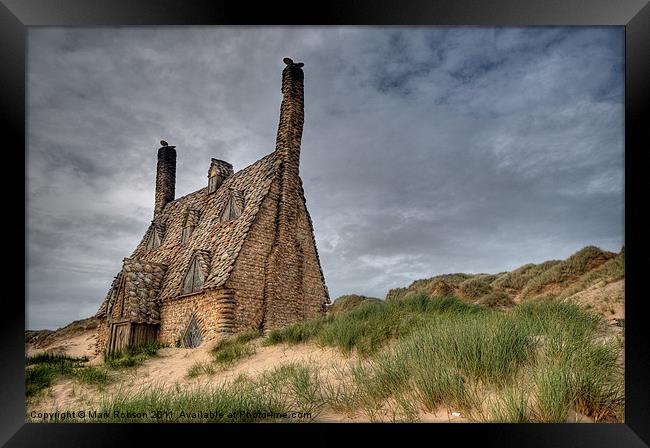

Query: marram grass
[265,293,622,422]
[29,293,623,423]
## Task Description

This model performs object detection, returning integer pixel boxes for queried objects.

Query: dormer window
[207,159,234,194]
[221,189,244,221]
[182,256,204,295]
[181,226,193,243]
[181,210,200,243]
[144,223,165,251]
[181,250,211,295]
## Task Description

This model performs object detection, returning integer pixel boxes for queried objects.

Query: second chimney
[154,142,176,217]
[207,158,234,193]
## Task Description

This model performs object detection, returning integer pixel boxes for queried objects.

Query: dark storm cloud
[27,27,624,329]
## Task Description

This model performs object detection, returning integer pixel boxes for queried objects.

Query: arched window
[221,190,244,221]
[183,316,203,348]
[182,255,205,295]
[181,210,200,243]
[144,223,164,251]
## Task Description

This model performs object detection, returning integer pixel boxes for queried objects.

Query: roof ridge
[123,256,168,268]
[161,151,277,210]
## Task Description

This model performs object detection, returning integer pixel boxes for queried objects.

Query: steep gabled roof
[125,151,281,302]
[95,273,122,318]
[95,258,167,324]
[96,59,329,325]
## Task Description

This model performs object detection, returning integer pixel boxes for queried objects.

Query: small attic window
[181,226,193,243]
[145,226,163,251]
[181,209,200,243]
[207,159,233,194]
[221,190,244,222]
[181,255,205,295]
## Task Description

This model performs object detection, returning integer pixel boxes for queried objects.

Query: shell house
[95,58,329,354]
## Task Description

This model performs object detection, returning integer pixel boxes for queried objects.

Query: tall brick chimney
[263,58,307,331]
[275,57,305,178]
[154,141,176,217]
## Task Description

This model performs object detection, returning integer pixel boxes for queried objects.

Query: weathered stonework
[96,320,109,355]
[208,159,234,193]
[225,177,281,331]
[154,145,176,218]
[95,58,329,355]
[158,289,230,345]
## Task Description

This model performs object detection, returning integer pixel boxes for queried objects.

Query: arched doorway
[183,316,203,348]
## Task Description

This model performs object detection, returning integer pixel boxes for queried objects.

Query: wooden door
[183,317,203,348]
[108,322,131,354]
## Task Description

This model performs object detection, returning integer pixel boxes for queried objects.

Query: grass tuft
[104,341,167,369]
[533,364,572,422]
[26,353,109,397]
[489,386,531,422]
[186,362,216,378]
[267,293,486,357]
[211,330,260,365]
[85,362,321,423]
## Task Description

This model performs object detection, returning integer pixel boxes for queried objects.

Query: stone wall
[263,226,304,330]
[119,258,166,324]
[225,177,281,331]
[96,321,109,356]
[159,289,224,345]
[260,192,328,330]
[262,58,311,331]
[296,199,329,318]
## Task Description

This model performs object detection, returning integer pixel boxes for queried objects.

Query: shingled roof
[184,209,202,228]
[95,273,121,317]
[96,257,167,324]
[108,151,282,305]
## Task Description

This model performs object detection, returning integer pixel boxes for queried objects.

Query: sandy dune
[26,324,604,423]
[568,279,624,323]
[26,334,355,421]
[26,333,469,423]
[27,280,620,424]
[26,331,98,360]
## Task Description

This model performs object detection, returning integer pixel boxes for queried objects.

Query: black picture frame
[3,0,648,446]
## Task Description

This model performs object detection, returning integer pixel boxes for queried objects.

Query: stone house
[95,58,329,355]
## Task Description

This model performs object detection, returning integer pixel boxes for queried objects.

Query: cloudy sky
[27,27,624,330]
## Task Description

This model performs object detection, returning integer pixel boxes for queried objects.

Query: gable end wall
[296,198,329,317]
[225,177,281,331]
